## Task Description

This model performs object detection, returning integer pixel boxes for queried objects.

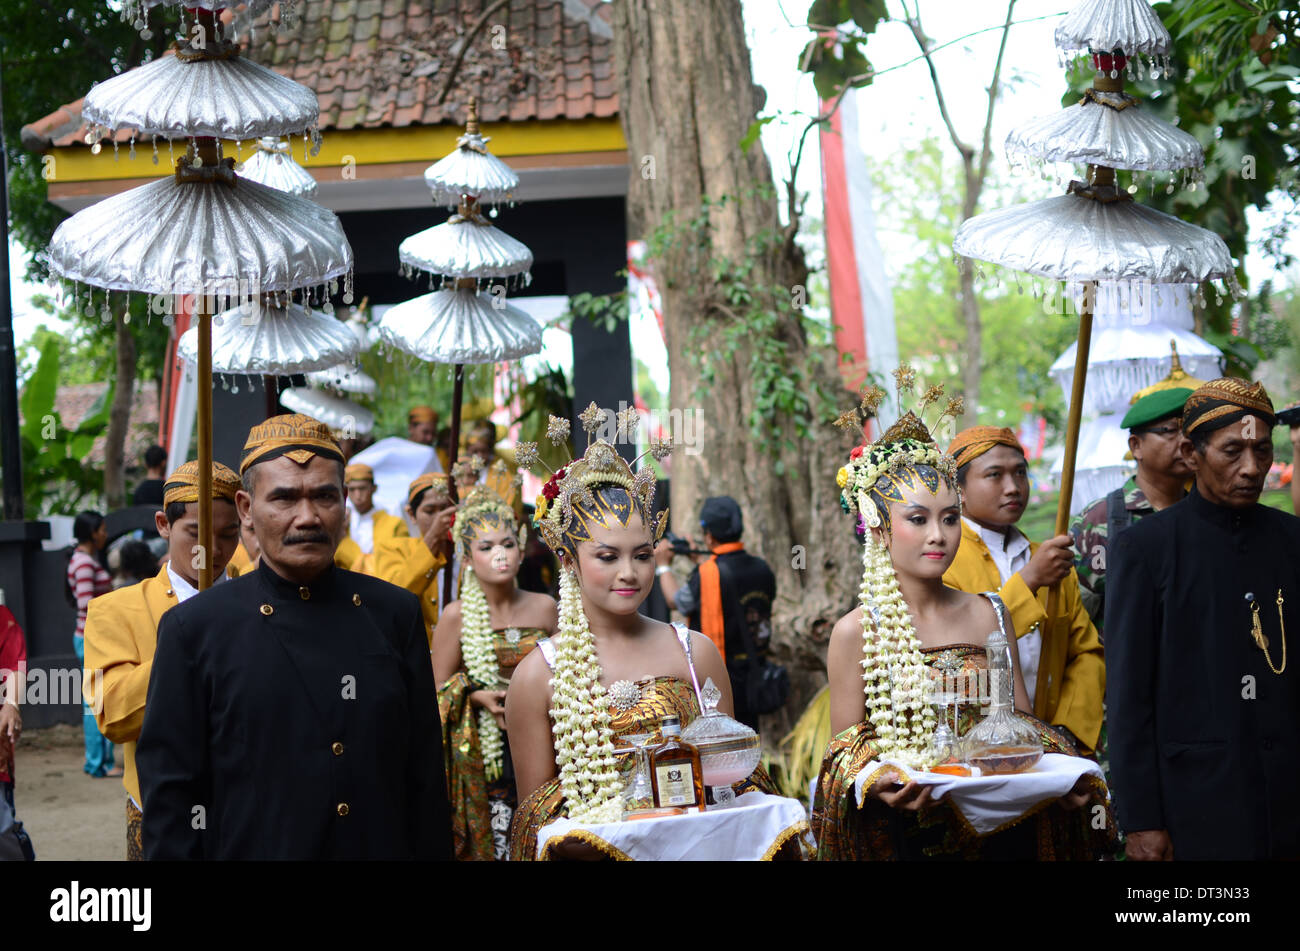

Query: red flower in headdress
[542,467,567,501]
[850,446,864,460]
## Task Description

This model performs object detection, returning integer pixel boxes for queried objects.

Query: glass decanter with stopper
[963,624,1043,775]
[681,677,762,807]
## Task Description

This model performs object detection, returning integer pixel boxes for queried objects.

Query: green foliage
[875,138,1079,428]
[17,289,171,388]
[12,336,112,518]
[357,347,497,441]
[799,0,888,100]
[565,286,629,335]
[510,364,574,472]
[2,2,173,263]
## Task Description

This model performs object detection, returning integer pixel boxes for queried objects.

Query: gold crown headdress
[834,366,963,529]
[452,471,525,553]
[516,402,673,552]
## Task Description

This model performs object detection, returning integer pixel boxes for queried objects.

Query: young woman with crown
[504,404,777,860]
[811,369,1113,861]
[431,474,558,862]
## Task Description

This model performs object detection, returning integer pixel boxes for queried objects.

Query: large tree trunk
[103,318,137,509]
[612,0,860,737]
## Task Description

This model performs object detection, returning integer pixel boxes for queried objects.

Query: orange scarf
[698,542,745,660]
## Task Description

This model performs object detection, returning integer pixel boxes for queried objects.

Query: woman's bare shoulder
[830,606,864,646]
[947,588,1000,639]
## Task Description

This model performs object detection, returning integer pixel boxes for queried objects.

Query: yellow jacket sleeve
[83,590,157,745]
[373,511,411,543]
[943,526,1047,638]
[370,537,447,594]
[336,535,364,571]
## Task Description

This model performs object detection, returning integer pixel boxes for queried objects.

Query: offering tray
[852,753,1105,836]
[536,792,809,861]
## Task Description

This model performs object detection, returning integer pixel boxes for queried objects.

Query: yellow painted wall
[48,117,627,183]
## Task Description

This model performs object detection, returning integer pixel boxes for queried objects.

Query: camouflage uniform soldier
[1070,387,1194,638]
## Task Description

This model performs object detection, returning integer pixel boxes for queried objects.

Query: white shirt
[349,505,377,554]
[166,562,227,604]
[962,516,1041,704]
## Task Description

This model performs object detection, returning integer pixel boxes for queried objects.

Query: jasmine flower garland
[550,565,623,822]
[458,569,506,781]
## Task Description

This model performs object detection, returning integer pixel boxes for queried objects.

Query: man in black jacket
[1107,379,1300,860]
[655,496,776,729]
[137,414,451,860]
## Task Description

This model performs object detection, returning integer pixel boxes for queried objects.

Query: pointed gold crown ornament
[517,402,673,552]
[834,366,964,528]
[1129,339,1208,404]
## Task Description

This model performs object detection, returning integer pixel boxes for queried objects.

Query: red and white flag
[819,89,899,437]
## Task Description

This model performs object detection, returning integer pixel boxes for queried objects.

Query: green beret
[1122,387,1194,431]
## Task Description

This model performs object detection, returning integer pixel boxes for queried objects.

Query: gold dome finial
[1130,338,1205,404]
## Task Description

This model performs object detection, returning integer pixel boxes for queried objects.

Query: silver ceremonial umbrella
[423,98,519,207]
[176,300,360,376]
[280,388,375,436]
[1055,0,1172,61]
[83,52,321,146]
[953,179,1234,528]
[237,137,319,196]
[952,190,1233,287]
[45,6,347,588]
[398,208,534,283]
[377,285,542,365]
[1005,90,1203,173]
[378,282,542,605]
[305,364,378,395]
[46,173,350,294]
[394,100,535,601]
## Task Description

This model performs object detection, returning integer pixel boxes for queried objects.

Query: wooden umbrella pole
[192,134,222,591]
[197,301,213,590]
[1055,280,1095,536]
[1039,281,1094,721]
[443,362,465,607]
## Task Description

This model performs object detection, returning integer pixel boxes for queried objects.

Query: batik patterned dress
[438,626,546,861]
[811,642,1115,861]
[508,624,784,861]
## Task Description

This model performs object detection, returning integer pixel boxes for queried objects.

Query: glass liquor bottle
[649,715,706,812]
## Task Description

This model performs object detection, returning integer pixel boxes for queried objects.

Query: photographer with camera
[654,496,785,729]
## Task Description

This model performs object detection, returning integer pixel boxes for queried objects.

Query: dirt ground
[10,723,125,861]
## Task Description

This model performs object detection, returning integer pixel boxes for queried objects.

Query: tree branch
[436,0,512,105]
[977,0,1018,187]
[900,0,973,163]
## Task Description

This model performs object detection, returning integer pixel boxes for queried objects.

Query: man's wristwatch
[655,565,672,577]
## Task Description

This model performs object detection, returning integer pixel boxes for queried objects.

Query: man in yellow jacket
[368,473,458,645]
[82,460,243,859]
[942,426,1105,754]
[338,462,409,574]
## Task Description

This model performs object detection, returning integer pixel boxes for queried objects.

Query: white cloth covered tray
[536,791,809,861]
[853,753,1105,836]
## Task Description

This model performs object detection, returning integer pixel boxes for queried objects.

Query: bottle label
[654,763,698,806]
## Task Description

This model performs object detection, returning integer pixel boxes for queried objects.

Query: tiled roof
[29,382,161,468]
[22,0,618,150]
